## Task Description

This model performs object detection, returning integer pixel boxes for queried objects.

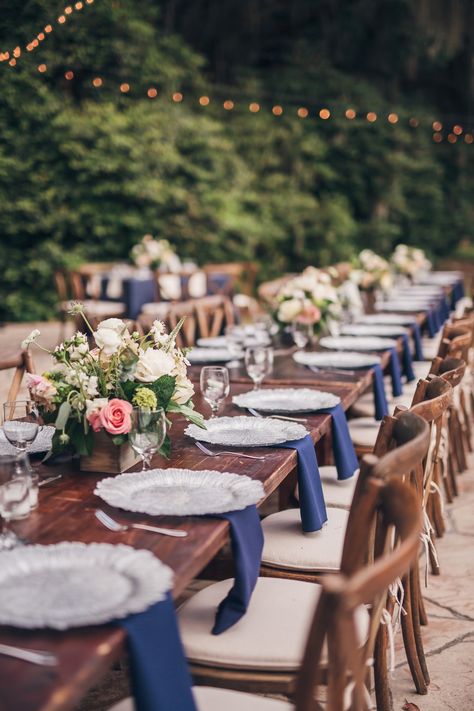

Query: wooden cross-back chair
[168,301,198,348]
[437,325,471,361]
[0,350,35,406]
[193,295,235,340]
[203,261,258,297]
[110,471,422,711]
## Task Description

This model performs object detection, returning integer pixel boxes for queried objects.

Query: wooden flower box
[79,430,140,474]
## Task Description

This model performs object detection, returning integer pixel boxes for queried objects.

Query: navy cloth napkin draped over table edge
[372,364,389,420]
[318,403,359,480]
[389,348,403,397]
[411,322,424,361]
[401,334,415,382]
[277,434,327,533]
[210,505,263,635]
[120,592,197,711]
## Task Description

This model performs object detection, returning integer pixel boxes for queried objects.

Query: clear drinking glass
[225,325,245,368]
[291,323,311,350]
[200,366,230,417]
[3,400,40,453]
[129,408,166,471]
[244,346,274,390]
[0,455,30,550]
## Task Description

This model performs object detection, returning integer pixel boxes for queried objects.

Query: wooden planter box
[79,430,140,474]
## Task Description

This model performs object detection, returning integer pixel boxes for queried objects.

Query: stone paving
[0,321,473,710]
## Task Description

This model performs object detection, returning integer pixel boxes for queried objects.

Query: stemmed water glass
[3,400,40,454]
[200,366,230,417]
[291,323,311,350]
[225,325,245,368]
[0,455,30,550]
[129,408,166,471]
[244,346,274,390]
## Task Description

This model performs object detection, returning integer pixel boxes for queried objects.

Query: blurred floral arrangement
[391,244,431,278]
[130,235,182,272]
[350,249,393,292]
[275,267,342,336]
[22,307,204,459]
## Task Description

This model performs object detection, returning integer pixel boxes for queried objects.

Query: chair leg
[419,592,428,627]
[429,488,445,538]
[410,566,430,686]
[374,624,394,711]
[428,531,441,576]
[401,572,428,695]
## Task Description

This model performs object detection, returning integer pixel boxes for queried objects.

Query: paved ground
[0,321,473,710]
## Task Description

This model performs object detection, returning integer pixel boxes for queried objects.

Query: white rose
[94,327,123,356]
[96,318,126,333]
[278,298,302,322]
[172,375,195,405]
[135,348,176,382]
[85,398,108,417]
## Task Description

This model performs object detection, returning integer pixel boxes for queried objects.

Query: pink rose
[297,304,321,325]
[98,399,133,435]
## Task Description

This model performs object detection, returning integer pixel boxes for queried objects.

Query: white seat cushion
[63,299,126,316]
[261,507,348,571]
[348,417,381,448]
[412,361,431,380]
[320,465,359,509]
[178,577,369,672]
[109,688,293,711]
[140,302,172,318]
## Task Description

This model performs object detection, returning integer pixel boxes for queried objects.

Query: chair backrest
[430,356,466,388]
[54,270,86,302]
[0,350,36,404]
[295,411,426,711]
[437,325,471,360]
[168,301,198,348]
[193,295,235,340]
[257,274,296,304]
[203,261,258,296]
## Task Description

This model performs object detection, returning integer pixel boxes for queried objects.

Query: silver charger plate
[319,335,398,351]
[356,314,416,326]
[197,335,270,348]
[0,542,173,629]
[95,468,264,516]
[375,302,430,313]
[232,388,340,413]
[293,350,381,368]
[341,324,408,337]
[187,347,241,364]
[185,416,307,447]
[0,425,55,456]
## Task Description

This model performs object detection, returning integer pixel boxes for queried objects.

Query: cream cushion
[63,299,126,317]
[109,687,293,711]
[348,417,381,448]
[412,361,431,380]
[320,465,359,509]
[178,577,369,672]
[261,507,348,571]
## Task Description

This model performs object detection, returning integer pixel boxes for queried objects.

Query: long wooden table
[0,328,421,711]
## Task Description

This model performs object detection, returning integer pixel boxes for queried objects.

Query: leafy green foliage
[0,1,471,322]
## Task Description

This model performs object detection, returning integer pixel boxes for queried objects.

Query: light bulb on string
[345,108,356,119]
[319,108,330,119]
[173,92,183,102]
[272,105,283,116]
[297,107,308,118]
[249,102,260,113]
[223,100,234,110]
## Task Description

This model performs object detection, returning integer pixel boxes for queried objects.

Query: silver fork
[247,407,308,423]
[309,365,357,376]
[195,441,266,461]
[95,509,188,538]
[0,643,58,666]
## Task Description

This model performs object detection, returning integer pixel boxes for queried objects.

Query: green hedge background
[0,1,472,321]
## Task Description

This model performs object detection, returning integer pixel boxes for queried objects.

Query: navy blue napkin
[277,434,327,533]
[441,296,450,322]
[401,334,415,382]
[120,592,197,711]
[372,363,389,420]
[389,348,403,398]
[211,505,263,635]
[451,280,465,308]
[426,309,437,338]
[318,403,358,480]
[411,322,424,361]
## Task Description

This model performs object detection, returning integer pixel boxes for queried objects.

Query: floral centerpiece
[22,306,204,469]
[275,267,342,338]
[350,249,393,292]
[130,235,182,272]
[391,244,431,278]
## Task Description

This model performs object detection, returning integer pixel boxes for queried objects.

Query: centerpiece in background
[274,267,342,347]
[391,244,431,283]
[130,234,182,272]
[23,307,204,473]
[350,249,393,311]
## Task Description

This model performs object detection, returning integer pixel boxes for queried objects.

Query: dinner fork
[308,365,357,376]
[195,441,266,461]
[0,643,58,666]
[247,407,308,423]
[95,509,188,538]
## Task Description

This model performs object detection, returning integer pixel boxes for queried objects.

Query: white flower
[172,374,195,405]
[21,329,40,349]
[278,298,303,322]
[85,397,108,418]
[135,348,176,382]
[85,375,99,398]
[96,318,126,333]
[94,320,126,356]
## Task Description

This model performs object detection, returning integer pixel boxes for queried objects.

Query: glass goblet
[244,346,274,390]
[0,455,30,550]
[129,408,166,471]
[225,325,245,368]
[3,400,40,454]
[291,322,311,350]
[200,366,230,417]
